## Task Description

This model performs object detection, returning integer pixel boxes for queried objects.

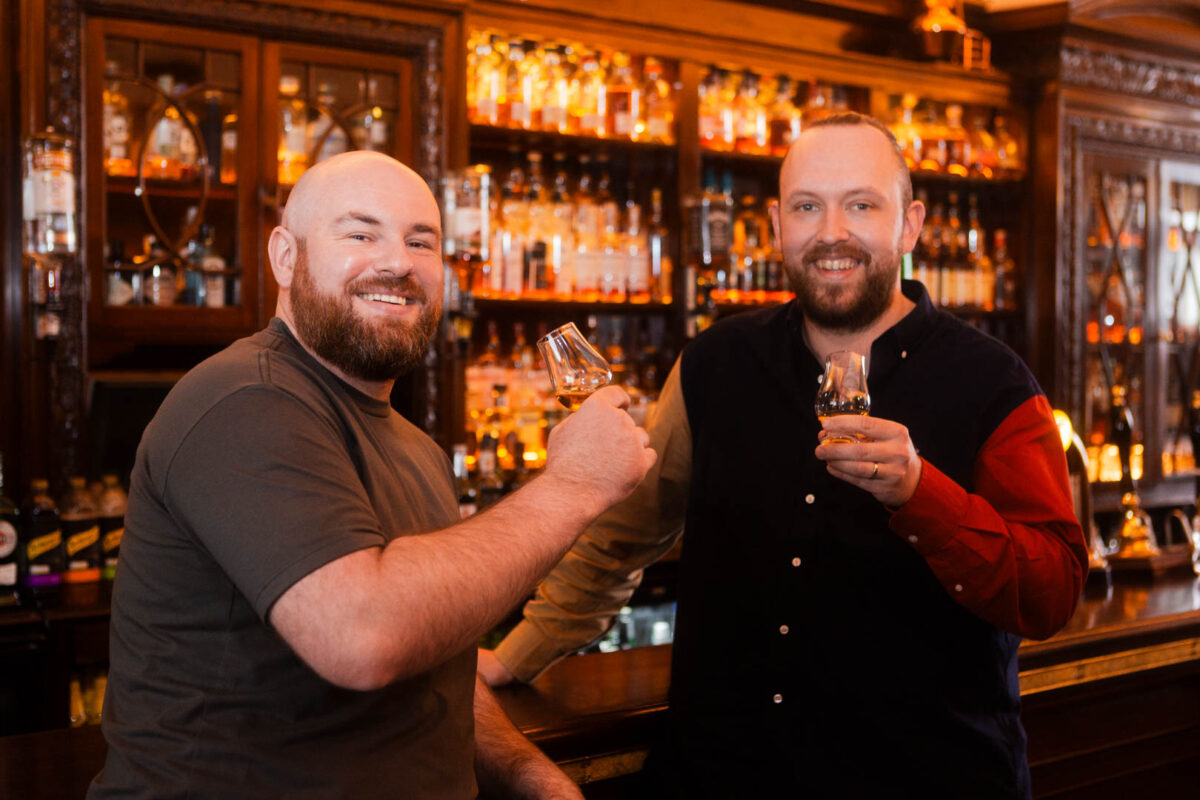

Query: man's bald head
[782,112,912,211]
[280,150,434,240]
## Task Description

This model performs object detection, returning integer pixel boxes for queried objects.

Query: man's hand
[814,415,923,507]
[478,648,517,688]
[542,385,657,519]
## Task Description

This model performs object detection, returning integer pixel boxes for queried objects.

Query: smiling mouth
[813,258,861,272]
[357,292,415,306]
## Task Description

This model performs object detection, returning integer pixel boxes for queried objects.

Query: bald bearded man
[89,152,656,800]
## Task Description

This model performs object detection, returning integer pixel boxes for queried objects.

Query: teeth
[816,258,857,271]
[359,293,410,305]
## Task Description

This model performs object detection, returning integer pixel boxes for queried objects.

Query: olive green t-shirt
[90,318,475,800]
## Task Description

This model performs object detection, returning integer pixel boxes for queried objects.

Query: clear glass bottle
[641,57,674,144]
[943,103,971,178]
[540,44,572,134]
[219,112,238,184]
[768,75,802,158]
[277,75,308,186]
[102,61,134,177]
[0,453,20,606]
[145,74,183,180]
[698,67,722,150]
[648,188,673,303]
[607,51,639,140]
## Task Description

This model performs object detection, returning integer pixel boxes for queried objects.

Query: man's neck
[275,310,395,402]
[802,290,915,370]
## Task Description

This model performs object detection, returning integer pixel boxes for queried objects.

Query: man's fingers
[584,384,631,410]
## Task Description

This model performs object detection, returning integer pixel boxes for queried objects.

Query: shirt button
[954,584,964,593]
[805,494,815,504]
[791,557,802,567]
[779,624,789,635]
[901,350,908,359]
[908,535,918,544]
[773,693,783,704]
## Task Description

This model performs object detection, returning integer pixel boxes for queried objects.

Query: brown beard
[785,240,900,333]
[290,241,442,382]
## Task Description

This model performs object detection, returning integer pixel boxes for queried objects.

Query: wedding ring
[871,462,879,479]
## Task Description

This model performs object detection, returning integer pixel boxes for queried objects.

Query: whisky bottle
[698,67,722,150]
[648,188,673,303]
[890,93,922,171]
[277,75,309,186]
[452,444,478,519]
[943,104,970,178]
[541,45,571,133]
[61,476,101,584]
[607,51,639,140]
[145,74,183,180]
[767,75,802,158]
[641,57,674,144]
[102,61,134,177]
[732,71,767,155]
[992,229,1017,311]
[476,435,506,511]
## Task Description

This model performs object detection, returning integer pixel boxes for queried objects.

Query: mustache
[346,275,429,304]
[802,242,873,266]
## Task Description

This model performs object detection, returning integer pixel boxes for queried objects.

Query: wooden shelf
[468,123,676,154]
[472,296,674,315]
[104,175,238,200]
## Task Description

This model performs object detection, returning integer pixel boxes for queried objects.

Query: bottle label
[0,563,15,587]
[0,520,16,558]
[102,526,124,554]
[648,117,669,139]
[32,169,76,216]
[614,113,635,136]
[27,530,62,561]
[66,524,100,557]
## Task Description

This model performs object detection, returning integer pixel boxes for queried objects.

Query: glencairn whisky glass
[537,322,612,411]
[815,350,870,445]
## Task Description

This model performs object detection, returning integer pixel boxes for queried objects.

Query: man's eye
[408,240,436,250]
[349,233,371,242]
[795,203,816,213]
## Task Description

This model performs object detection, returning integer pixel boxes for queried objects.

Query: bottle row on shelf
[911,188,1018,312]
[101,64,394,187]
[443,151,673,304]
[103,224,239,309]
[888,94,1024,180]
[0,459,127,608]
[467,31,676,143]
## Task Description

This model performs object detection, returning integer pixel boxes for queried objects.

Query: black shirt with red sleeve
[660,281,1088,798]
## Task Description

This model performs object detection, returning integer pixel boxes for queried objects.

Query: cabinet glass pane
[276,61,404,188]
[1160,179,1200,476]
[1083,170,1148,483]
[100,38,242,309]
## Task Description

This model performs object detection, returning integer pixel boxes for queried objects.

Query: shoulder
[683,303,789,367]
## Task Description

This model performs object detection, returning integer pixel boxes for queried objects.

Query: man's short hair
[802,111,914,211]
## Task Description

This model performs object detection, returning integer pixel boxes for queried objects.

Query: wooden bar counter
[2,575,1199,798]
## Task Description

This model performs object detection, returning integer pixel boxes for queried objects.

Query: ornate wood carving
[40,0,450,473]
[1061,44,1200,109]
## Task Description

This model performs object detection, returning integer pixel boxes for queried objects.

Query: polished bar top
[2,574,1199,798]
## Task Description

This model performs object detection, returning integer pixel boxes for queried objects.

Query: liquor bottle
[465,321,505,441]
[277,75,308,186]
[23,478,62,588]
[61,476,101,584]
[548,153,576,298]
[102,61,134,177]
[574,154,602,300]
[732,194,768,300]
[309,82,349,163]
[143,74,183,180]
[523,151,551,297]
[0,453,20,606]
[768,75,802,158]
[540,44,571,134]
[910,189,936,298]
[219,112,238,184]
[993,115,1022,178]
[925,198,947,305]
[607,51,639,140]
[917,103,948,173]
[97,475,126,581]
[992,229,1017,311]
[733,71,768,155]
[476,435,506,511]
[943,193,966,307]
[716,69,738,152]
[200,224,227,308]
[498,39,528,129]
[641,57,674,144]
[967,109,998,179]
[175,86,200,181]
[516,39,544,130]
[891,93,922,170]
[966,194,993,310]
[943,104,971,178]
[357,78,390,151]
[648,188,673,303]
[805,82,834,124]
[1110,383,1136,490]
[23,129,77,256]
[697,68,722,150]
[625,193,652,302]
[452,444,478,519]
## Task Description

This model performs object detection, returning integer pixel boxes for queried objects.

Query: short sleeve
[161,386,387,620]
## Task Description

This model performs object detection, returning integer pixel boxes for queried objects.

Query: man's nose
[375,245,415,277]
[817,208,850,244]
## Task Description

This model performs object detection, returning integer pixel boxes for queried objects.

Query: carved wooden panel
[1061,44,1200,109]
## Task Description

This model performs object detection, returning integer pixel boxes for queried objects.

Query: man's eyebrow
[332,211,383,228]
[784,186,887,202]
[408,223,441,237]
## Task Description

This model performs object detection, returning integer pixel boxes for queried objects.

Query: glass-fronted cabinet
[83,18,260,357]
[82,21,416,369]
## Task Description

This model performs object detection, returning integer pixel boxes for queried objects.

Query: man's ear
[900,199,926,255]
[268,226,298,288]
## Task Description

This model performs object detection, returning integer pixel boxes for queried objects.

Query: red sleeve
[888,394,1089,640]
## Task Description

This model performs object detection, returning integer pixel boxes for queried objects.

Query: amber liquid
[556,390,593,411]
[815,391,870,445]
